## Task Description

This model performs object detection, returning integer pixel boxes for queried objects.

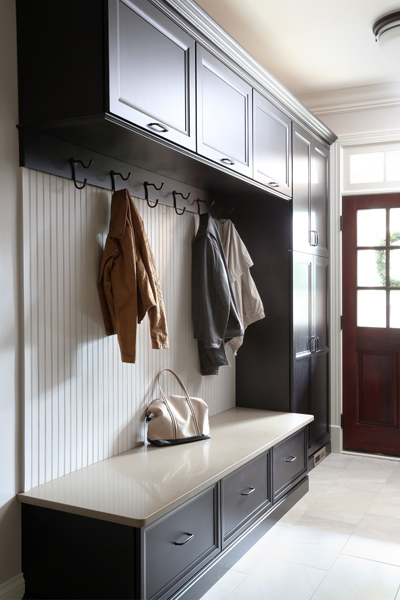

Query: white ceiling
[194,0,400,103]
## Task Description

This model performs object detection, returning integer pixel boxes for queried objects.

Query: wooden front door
[343,194,400,456]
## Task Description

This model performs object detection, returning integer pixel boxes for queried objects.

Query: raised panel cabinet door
[293,123,312,253]
[292,252,313,448]
[196,45,252,177]
[292,253,330,456]
[253,90,292,197]
[293,123,330,257]
[108,0,196,150]
[311,256,330,453]
[311,142,330,257]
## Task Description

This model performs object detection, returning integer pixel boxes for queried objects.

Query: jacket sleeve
[136,230,169,350]
[192,236,231,348]
[97,235,140,362]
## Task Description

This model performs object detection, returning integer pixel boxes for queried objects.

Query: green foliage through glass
[375,233,400,286]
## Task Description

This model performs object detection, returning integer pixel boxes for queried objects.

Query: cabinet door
[311,142,329,257]
[293,123,329,257]
[293,124,312,253]
[311,256,330,454]
[292,252,329,457]
[253,90,292,197]
[108,0,196,151]
[292,252,313,454]
[196,45,252,177]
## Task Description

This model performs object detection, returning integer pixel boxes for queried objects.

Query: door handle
[316,336,320,351]
[310,336,317,353]
[241,486,256,496]
[147,122,169,133]
[173,533,194,546]
[286,456,297,462]
[220,157,235,165]
[310,230,318,246]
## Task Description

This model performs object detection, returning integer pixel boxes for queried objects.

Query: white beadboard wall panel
[22,169,235,492]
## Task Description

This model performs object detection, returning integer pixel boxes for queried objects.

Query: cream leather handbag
[146,369,210,446]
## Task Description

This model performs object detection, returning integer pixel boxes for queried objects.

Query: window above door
[343,142,400,193]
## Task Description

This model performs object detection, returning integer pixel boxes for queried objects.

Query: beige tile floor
[200,453,400,600]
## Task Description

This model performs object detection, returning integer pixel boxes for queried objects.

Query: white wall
[0,0,23,590]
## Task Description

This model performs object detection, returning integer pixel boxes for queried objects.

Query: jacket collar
[196,212,219,239]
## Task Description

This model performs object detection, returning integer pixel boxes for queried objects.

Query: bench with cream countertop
[19,408,313,600]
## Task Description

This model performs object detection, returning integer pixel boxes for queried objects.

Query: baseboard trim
[0,574,25,600]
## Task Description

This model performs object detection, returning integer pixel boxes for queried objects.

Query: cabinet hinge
[340,315,343,330]
[341,414,344,429]
[340,215,343,231]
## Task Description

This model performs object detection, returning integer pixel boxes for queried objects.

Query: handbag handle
[156,369,191,402]
[156,369,200,436]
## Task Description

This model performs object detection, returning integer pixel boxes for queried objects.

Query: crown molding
[299,82,400,116]
[156,0,337,145]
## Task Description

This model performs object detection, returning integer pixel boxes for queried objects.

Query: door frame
[330,130,400,454]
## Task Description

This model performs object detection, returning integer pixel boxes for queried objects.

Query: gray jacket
[192,213,243,375]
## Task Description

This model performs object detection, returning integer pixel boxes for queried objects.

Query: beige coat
[220,219,265,354]
[98,189,168,363]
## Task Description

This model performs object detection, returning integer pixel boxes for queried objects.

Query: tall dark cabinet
[292,122,330,462]
[236,120,330,465]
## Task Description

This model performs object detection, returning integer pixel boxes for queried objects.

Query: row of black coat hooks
[70,157,214,215]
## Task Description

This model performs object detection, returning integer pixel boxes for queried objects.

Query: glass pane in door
[357,209,386,246]
[357,250,386,286]
[390,250,400,286]
[357,290,386,327]
[390,291,400,328]
[390,208,400,245]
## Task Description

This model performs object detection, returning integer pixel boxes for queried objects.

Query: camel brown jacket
[98,189,168,363]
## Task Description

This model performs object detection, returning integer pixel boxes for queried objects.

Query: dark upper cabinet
[253,91,292,198]
[292,252,329,456]
[196,45,253,178]
[108,0,196,151]
[292,123,329,257]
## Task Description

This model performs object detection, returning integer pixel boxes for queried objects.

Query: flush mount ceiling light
[373,11,400,52]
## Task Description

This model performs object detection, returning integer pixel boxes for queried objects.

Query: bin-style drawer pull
[268,181,279,187]
[148,122,169,133]
[286,455,297,462]
[241,486,256,496]
[220,157,235,165]
[173,533,194,546]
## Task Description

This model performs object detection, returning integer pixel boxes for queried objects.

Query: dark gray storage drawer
[143,484,219,600]
[221,452,270,547]
[272,428,307,501]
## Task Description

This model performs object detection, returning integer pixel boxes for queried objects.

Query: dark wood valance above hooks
[22,130,213,214]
